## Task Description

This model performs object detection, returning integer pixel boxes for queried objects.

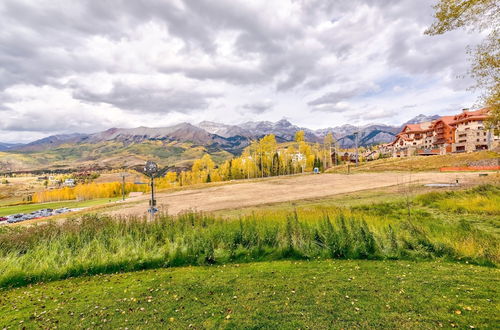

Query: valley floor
[1,260,498,328]
[0,179,498,328]
[107,171,491,217]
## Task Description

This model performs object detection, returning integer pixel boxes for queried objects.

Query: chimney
[462,108,469,113]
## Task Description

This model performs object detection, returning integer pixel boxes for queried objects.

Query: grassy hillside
[0,184,498,289]
[329,151,499,173]
[0,140,234,172]
[1,260,498,328]
[0,184,498,327]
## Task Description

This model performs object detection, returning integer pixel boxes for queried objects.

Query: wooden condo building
[389,108,499,157]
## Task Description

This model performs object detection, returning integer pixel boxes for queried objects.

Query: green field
[328,151,499,173]
[0,197,121,216]
[0,260,498,328]
[0,184,498,327]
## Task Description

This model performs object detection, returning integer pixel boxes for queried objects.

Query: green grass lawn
[0,197,122,216]
[0,185,498,328]
[0,260,498,328]
[327,151,499,173]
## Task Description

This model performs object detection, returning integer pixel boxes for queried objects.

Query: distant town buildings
[63,179,75,187]
[388,108,499,157]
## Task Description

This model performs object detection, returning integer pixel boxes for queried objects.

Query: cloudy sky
[0,0,484,143]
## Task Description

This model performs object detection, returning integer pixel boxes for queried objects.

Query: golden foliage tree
[294,130,305,142]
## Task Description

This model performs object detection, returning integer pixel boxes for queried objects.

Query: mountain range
[0,142,24,152]
[0,114,438,172]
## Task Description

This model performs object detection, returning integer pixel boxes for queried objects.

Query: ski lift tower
[144,161,159,220]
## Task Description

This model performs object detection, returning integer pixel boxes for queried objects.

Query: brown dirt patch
[107,171,494,217]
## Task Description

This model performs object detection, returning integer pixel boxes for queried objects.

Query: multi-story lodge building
[389,108,498,157]
[451,108,493,152]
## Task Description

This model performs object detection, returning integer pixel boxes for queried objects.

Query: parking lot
[0,207,82,224]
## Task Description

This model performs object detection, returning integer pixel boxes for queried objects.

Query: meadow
[1,260,498,328]
[0,184,498,289]
[328,151,499,173]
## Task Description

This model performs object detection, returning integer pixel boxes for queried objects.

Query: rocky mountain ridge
[3,114,439,152]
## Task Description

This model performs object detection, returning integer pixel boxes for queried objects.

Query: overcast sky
[0,0,484,143]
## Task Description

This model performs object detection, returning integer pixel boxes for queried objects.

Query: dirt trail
[108,171,481,217]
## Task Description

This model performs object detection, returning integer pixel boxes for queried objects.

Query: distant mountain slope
[1,124,249,172]
[197,121,253,138]
[0,142,25,151]
[14,124,249,154]
[239,119,319,142]
[86,123,214,144]
[403,114,440,125]
[15,133,88,152]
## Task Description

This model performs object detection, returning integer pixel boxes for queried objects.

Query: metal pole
[151,176,155,206]
[122,174,125,201]
[261,151,263,178]
[272,154,274,176]
[335,144,338,166]
[355,132,359,167]
[323,144,327,171]
[150,175,155,221]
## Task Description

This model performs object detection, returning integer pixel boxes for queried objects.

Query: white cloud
[0,0,484,142]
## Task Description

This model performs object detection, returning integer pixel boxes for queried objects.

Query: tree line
[31,132,339,203]
[176,131,336,185]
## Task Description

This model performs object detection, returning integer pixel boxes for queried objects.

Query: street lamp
[354,131,359,167]
[119,172,128,201]
[144,161,159,220]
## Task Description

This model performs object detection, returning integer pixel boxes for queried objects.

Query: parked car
[54,208,70,214]
[7,214,23,223]
[0,216,7,222]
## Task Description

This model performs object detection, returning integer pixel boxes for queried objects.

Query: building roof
[400,121,434,134]
[452,108,491,125]
[434,116,455,126]
[405,124,422,131]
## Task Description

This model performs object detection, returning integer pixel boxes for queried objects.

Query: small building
[292,153,305,162]
[341,152,359,163]
[63,179,75,187]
